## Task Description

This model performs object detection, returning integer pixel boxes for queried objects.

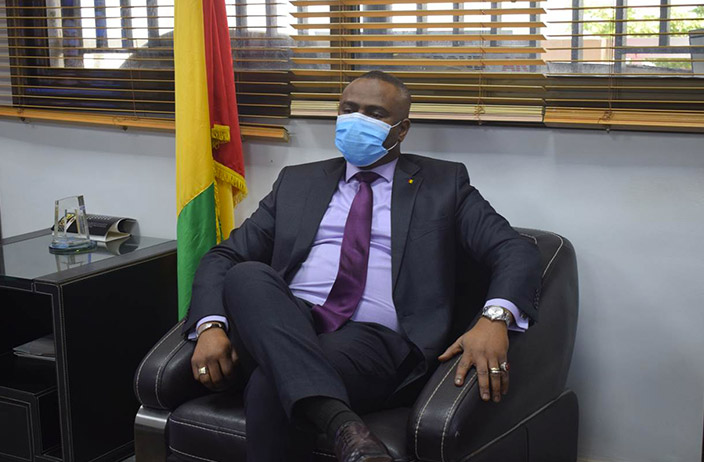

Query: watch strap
[196,321,226,338]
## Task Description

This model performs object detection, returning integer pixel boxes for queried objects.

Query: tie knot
[354,171,380,184]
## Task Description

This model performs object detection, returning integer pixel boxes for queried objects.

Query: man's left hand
[438,317,509,403]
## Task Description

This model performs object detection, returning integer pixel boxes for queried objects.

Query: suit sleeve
[182,168,286,334]
[454,163,541,322]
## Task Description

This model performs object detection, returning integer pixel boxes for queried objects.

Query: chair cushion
[167,392,414,462]
[168,393,247,462]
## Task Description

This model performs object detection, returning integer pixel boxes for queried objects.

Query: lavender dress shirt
[191,158,528,338]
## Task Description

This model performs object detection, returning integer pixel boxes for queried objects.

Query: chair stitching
[440,372,477,462]
[135,320,184,405]
[312,451,336,459]
[171,416,246,439]
[155,337,187,408]
[414,356,462,460]
[169,417,246,440]
[519,231,564,280]
[541,232,564,279]
[519,233,538,245]
[169,446,221,462]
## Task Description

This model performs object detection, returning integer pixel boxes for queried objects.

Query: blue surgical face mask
[335,112,402,167]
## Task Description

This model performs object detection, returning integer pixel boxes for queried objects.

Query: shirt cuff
[484,298,529,332]
[187,315,230,341]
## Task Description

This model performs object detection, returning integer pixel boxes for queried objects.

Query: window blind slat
[291,34,546,41]
[292,58,545,66]
[291,99,545,122]
[291,0,545,5]
[292,7,545,18]
[292,21,545,30]
[292,46,546,54]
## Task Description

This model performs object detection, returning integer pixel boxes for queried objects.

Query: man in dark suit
[183,71,541,462]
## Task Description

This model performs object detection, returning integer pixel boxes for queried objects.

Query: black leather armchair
[134,228,579,462]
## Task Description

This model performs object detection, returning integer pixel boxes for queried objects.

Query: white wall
[0,120,176,238]
[1,117,703,462]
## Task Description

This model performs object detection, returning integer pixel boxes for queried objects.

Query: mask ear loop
[384,119,405,153]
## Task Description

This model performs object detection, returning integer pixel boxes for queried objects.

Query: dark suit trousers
[222,262,416,462]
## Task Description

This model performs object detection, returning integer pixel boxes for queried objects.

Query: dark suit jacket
[184,153,541,388]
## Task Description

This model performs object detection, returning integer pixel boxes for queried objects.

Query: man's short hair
[355,70,412,118]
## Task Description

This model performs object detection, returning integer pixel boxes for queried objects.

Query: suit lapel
[283,158,345,281]
[391,155,421,293]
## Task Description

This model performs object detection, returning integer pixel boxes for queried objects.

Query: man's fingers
[205,359,224,389]
[488,359,502,403]
[475,357,491,401]
[500,357,509,395]
[192,359,210,382]
[439,341,462,362]
[454,351,473,386]
[193,359,217,388]
[219,355,234,381]
[197,367,214,389]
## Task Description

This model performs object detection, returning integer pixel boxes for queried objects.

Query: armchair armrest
[134,320,208,410]
[409,230,578,462]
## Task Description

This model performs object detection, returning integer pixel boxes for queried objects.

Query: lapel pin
[408,178,414,184]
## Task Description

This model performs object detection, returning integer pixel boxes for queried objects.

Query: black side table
[0,230,177,462]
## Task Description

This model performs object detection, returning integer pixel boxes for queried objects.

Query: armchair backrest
[511,228,579,395]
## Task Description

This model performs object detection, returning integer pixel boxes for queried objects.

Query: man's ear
[397,118,411,143]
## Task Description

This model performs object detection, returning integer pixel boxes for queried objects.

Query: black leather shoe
[334,421,393,462]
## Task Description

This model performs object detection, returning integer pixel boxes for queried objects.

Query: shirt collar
[345,157,398,183]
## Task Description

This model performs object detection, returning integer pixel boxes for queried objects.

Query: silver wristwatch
[481,305,514,327]
[196,321,226,338]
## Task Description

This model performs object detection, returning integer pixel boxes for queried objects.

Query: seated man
[183,71,541,462]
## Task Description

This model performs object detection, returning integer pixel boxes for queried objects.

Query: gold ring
[198,366,208,376]
[489,367,502,375]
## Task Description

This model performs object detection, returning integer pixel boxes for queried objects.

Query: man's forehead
[340,78,400,106]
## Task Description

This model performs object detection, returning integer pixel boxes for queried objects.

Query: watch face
[487,306,504,318]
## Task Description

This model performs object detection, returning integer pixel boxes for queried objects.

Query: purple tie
[312,171,380,333]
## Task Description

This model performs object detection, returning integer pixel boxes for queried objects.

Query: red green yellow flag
[175,0,247,319]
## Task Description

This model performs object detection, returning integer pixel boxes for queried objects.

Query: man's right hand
[191,328,239,391]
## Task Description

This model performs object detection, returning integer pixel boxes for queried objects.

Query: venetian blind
[543,1,704,131]
[289,0,548,123]
[0,0,291,139]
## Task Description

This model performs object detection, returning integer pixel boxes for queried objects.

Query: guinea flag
[175,0,247,319]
